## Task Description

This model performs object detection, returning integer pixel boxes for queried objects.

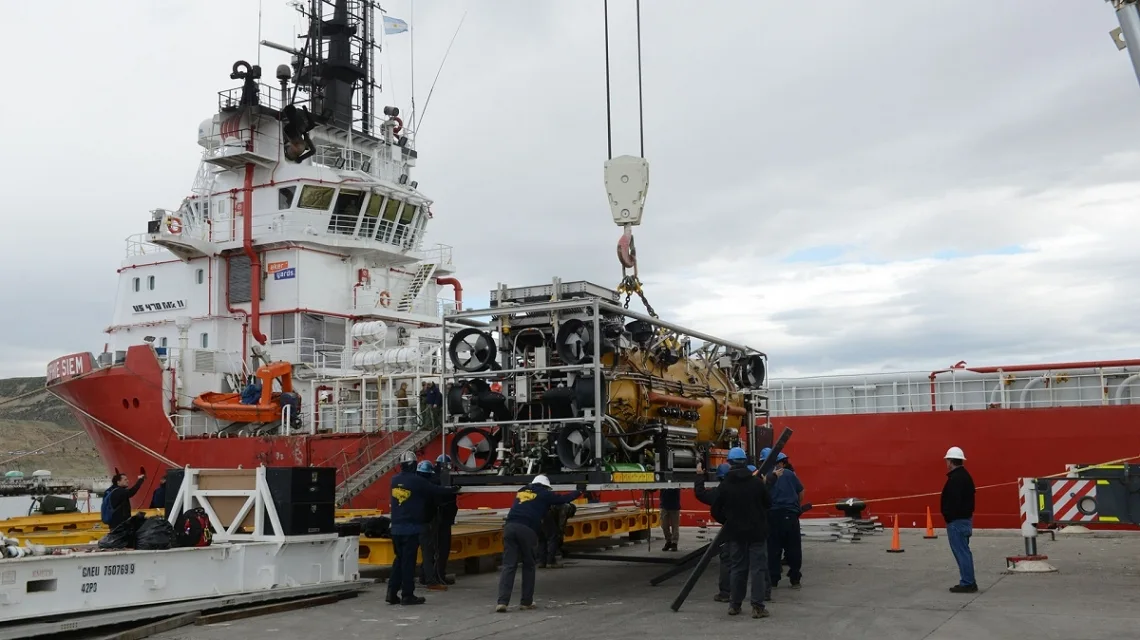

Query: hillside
[0,376,106,477]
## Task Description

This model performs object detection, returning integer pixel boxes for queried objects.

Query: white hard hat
[532,474,552,488]
[944,446,966,460]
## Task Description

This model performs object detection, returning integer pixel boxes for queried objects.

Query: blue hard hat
[776,452,788,462]
[727,447,747,462]
[416,461,434,474]
[715,463,731,479]
[759,447,772,460]
[747,465,757,474]
[436,454,452,464]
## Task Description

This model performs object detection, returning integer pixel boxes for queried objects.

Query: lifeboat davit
[192,361,297,422]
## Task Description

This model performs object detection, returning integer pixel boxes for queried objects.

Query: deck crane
[1107,1,1140,88]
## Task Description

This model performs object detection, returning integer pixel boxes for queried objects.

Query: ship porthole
[132,398,140,408]
[121,399,129,409]
[1077,496,1098,516]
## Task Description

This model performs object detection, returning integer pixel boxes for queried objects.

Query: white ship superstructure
[98,0,457,437]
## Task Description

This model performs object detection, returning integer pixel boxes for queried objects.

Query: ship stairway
[396,263,438,312]
[335,426,441,506]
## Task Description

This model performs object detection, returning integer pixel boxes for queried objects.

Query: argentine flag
[383,15,409,35]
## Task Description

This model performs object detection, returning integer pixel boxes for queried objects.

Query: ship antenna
[416,10,468,135]
[257,0,264,66]
[410,0,416,133]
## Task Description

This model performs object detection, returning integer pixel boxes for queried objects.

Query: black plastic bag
[136,515,175,550]
[97,512,146,550]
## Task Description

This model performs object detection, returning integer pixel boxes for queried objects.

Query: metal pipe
[1114,1,1140,89]
[967,359,1140,373]
[1113,373,1140,404]
[647,392,702,409]
[241,162,267,345]
[1018,375,1048,409]
[435,277,463,310]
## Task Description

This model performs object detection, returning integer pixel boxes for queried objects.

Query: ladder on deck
[335,426,442,506]
[397,263,437,312]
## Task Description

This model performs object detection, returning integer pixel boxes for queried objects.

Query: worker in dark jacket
[659,487,682,551]
[415,461,446,591]
[422,455,459,588]
[105,470,146,529]
[388,457,459,606]
[766,452,804,591]
[696,461,732,602]
[940,446,977,593]
[712,447,772,619]
[148,475,167,510]
[495,475,584,613]
[537,501,576,568]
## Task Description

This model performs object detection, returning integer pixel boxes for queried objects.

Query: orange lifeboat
[192,361,297,423]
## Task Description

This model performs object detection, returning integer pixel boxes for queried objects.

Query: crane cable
[604,0,658,318]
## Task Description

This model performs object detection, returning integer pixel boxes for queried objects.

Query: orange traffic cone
[886,514,905,553]
[923,507,938,539]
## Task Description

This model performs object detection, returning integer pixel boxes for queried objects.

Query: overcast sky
[3,0,1140,379]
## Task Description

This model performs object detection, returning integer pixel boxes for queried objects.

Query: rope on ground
[0,431,85,466]
[46,390,178,467]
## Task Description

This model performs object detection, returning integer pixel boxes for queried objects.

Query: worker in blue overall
[695,461,732,601]
[387,456,458,606]
[659,487,682,551]
[495,475,585,612]
[766,452,804,591]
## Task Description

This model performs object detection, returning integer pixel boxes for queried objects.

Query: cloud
[2,1,1140,381]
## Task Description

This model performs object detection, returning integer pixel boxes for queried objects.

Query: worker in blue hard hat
[695,460,733,602]
[422,455,459,590]
[759,447,772,462]
[765,451,804,592]
[711,446,772,618]
[388,458,458,606]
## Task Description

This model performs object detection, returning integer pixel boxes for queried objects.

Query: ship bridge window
[196,269,204,285]
[278,186,296,210]
[200,333,209,348]
[147,275,155,290]
[297,185,335,210]
[328,189,365,235]
[394,204,417,247]
[359,193,385,239]
[132,277,140,292]
[378,198,402,242]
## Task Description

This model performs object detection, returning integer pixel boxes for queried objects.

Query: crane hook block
[604,155,649,227]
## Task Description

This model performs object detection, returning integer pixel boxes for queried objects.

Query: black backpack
[173,507,213,547]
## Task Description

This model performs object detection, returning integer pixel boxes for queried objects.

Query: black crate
[163,468,185,513]
[266,502,336,536]
[265,467,336,503]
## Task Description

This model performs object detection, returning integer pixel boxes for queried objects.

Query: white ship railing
[770,365,1140,416]
[125,233,166,257]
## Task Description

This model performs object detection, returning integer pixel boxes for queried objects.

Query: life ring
[167,217,183,234]
[391,116,403,136]
[377,290,392,308]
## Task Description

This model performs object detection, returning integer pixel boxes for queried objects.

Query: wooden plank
[193,592,354,625]
[94,612,200,640]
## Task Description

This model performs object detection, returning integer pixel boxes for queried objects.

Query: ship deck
[149,527,1140,640]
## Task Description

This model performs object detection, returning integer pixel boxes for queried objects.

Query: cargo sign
[610,472,656,483]
[266,261,289,273]
[273,268,296,280]
[131,299,186,314]
[46,353,93,384]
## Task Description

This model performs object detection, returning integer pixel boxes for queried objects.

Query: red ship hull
[47,346,1140,528]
